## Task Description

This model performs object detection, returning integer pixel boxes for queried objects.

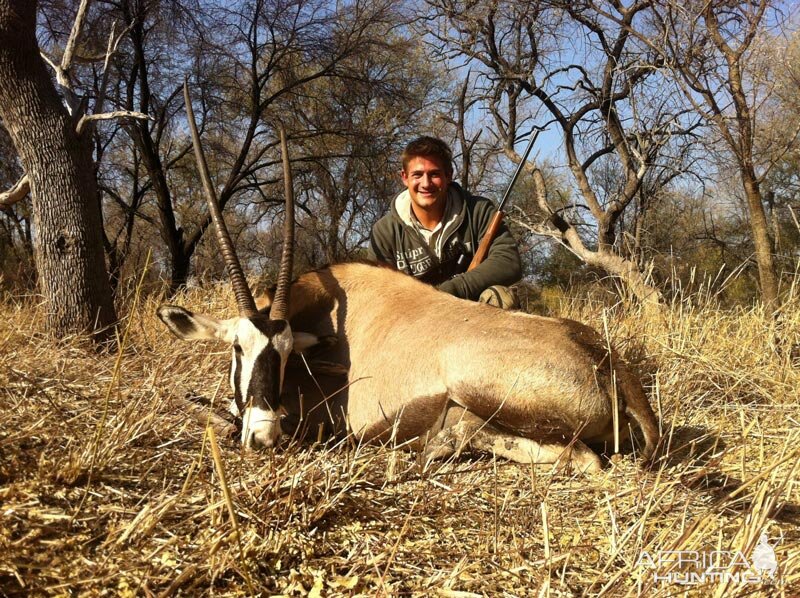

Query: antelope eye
[233,343,243,354]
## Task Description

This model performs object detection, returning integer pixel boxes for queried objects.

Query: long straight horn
[183,80,257,317]
[270,126,294,321]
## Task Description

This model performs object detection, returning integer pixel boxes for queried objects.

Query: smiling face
[400,155,452,226]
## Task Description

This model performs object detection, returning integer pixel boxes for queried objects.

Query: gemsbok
[157,83,660,473]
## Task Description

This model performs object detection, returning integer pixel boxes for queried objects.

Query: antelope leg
[422,405,601,473]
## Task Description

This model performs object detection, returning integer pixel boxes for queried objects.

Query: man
[368,136,522,308]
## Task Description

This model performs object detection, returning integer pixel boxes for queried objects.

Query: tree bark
[742,170,780,311]
[0,0,117,340]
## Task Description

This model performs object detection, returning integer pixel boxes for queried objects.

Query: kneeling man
[368,136,522,308]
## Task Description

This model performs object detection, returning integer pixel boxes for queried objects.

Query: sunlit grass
[1,277,798,595]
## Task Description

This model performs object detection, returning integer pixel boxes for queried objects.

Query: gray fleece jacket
[367,182,522,300]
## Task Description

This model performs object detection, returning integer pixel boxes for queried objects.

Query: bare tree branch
[0,174,29,210]
[40,0,92,115]
[76,110,151,135]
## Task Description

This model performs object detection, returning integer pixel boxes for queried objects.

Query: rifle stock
[467,210,504,271]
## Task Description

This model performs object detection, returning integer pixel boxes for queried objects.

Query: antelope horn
[270,126,294,321]
[183,79,257,317]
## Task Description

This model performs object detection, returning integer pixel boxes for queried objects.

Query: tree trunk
[131,122,191,293]
[705,1,781,315]
[106,243,123,297]
[0,0,116,340]
[326,197,344,264]
[169,251,191,295]
[742,171,780,313]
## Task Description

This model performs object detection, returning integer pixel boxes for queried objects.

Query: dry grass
[1,279,799,597]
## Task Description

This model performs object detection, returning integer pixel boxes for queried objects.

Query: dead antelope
[157,84,660,473]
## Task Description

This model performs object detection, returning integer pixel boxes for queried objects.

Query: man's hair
[401,136,453,177]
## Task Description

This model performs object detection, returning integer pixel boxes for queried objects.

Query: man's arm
[438,198,522,300]
[367,216,395,266]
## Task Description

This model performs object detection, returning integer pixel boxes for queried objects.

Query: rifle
[467,129,540,271]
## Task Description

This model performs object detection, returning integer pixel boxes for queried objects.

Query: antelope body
[157,84,660,473]
[263,262,659,472]
[160,261,660,472]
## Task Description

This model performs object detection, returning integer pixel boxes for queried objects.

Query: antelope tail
[618,367,660,464]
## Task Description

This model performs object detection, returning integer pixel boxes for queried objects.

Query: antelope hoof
[555,448,602,475]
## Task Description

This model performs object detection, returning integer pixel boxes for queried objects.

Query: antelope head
[158,82,314,448]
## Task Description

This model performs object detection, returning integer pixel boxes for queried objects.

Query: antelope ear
[255,292,273,312]
[292,331,320,353]
[157,305,236,343]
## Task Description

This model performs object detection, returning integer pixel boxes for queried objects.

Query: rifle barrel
[497,129,540,213]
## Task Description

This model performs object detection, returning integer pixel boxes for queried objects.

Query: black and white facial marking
[228,316,294,449]
[157,305,294,449]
